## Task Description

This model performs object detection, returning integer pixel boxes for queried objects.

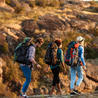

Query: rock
[22,15,70,38]
[0,57,6,68]
[0,0,5,6]
[10,0,20,7]
[0,32,6,45]
[92,37,98,44]
[0,4,14,13]
[0,61,2,68]
[0,68,3,76]
[6,36,19,53]
[86,61,98,82]
[0,77,3,83]
[40,86,48,94]
[68,19,96,30]
[21,3,31,12]
[4,24,21,30]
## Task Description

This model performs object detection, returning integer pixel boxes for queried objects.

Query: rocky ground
[0,0,98,97]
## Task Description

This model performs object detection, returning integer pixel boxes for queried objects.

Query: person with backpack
[16,37,44,98]
[66,36,87,96]
[45,39,65,96]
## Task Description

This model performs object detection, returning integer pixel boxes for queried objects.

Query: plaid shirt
[20,45,36,70]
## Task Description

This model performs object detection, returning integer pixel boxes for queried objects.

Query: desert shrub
[33,14,39,21]
[14,4,25,14]
[0,83,16,97]
[89,28,98,37]
[29,1,36,8]
[95,6,98,13]
[49,0,60,7]
[1,42,9,54]
[5,0,11,5]
[85,47,98,59]
[3,58,18,82]
[89,1,97,5]
[35,0,47,7]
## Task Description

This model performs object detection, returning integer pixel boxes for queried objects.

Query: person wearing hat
[20,37,44,98]
[70,36,87,96]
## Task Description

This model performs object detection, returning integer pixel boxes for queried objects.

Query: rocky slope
[0,0,98,97]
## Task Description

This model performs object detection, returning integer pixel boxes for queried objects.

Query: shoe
[59,91,65,95]
[50,94,56,97]
[73,89,81,95]
[20,93,29,98]
[70,92,76,96]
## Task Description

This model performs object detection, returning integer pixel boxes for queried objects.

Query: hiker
[19,37,44,98]
[46,39,65,96]
[70,36,87,96]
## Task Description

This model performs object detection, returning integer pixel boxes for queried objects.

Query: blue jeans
[70,66,83,89]
[21,66,31,93]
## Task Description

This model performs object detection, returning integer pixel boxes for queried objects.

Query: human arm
[59,49,66,73]
[46,65,50,72]
[28,46,41,69]
[79,46,87,71]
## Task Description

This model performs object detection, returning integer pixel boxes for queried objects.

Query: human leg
[21,66,31,94]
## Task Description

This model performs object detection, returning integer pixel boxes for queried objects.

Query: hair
[55,39,62,47]
[35,37,44,44]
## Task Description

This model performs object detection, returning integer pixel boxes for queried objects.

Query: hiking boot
[70,92,76,96]
[20,93,29,98]
[59,91,65,95]
[73,89,81,95]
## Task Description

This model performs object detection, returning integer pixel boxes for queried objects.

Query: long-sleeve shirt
[20,44,36,70]
[50,48,63,69]
[78,45,86,66]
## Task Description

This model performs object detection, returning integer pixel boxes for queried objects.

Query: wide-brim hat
[76,36,85,42]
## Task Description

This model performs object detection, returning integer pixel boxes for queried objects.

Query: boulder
[92,37,98,44]
[10,0,20,7]
[21,3,31,12]
[0,4,14,13]
[0,57,6,68]
[22,15,71,38]
[0,0,5,6]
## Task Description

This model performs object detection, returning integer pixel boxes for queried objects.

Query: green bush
[89,28,98,37]
[85,47,98,59]
[5,0,11,5]
[33,14,39,21]
[49,0,60,7]
[35,0,47,7]
[14,4,25,14]
[95,6,98,13]
[1,42,9,54]
[89,1,97,5]
[29,1,36,8]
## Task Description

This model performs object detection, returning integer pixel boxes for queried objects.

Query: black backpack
[13,43,34,65]
[64,41,82,67]
[44,42,60,66]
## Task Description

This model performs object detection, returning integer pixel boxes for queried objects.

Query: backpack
[44,42,60,66]
[13,42,34,65]
[64,41,82,67]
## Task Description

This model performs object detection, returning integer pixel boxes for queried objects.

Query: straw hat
[76,36,85,42]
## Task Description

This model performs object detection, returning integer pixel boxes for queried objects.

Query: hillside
[0,0,98,97]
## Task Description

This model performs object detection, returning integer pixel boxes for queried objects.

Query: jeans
[21,65,31,93]
[70,66,83,89]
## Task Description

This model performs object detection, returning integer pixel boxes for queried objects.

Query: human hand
[46,66,49,72]
[83,66,87,71]
[37,64,41,69]
[63,68,66,74]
